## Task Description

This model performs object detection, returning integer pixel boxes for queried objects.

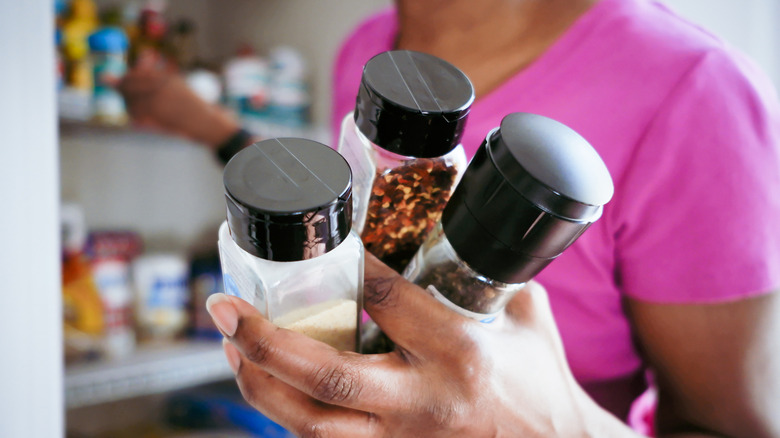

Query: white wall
[662,0,780,87]
[0,2,63,438]
[59,127,226,254]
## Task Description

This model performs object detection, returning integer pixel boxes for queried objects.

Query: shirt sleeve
[612,47,780,303]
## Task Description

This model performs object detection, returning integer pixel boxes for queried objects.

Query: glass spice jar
[217,138,364,351]
[337,50,473,273]
[404,113,615,323]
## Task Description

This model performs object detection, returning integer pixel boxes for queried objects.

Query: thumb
[206,293,260,337]
[504,281,569,356]
[504,280,554,326]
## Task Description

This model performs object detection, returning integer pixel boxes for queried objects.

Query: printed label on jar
[218,238,261,305]
[147,276,188,308]
[426,285,499,324]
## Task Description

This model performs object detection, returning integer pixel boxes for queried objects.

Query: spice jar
[405,113,615,322]
[337,50,473,273]
[217,138,363,351]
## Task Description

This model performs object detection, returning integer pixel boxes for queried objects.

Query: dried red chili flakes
[361,158,459,272]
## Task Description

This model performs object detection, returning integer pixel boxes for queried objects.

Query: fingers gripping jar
[405,113,615,323]
[217,138,364,351]
[337,50,473,273]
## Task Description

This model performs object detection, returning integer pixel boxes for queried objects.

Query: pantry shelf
[59,115,328,144]
[65,340,232,409]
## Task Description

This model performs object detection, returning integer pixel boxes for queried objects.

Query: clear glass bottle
[337,50,473,273]
[217,138,363,351]
[404,223,525,324]
[405,113,615,322]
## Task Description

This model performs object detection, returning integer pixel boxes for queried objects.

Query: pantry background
[1,0,779,437]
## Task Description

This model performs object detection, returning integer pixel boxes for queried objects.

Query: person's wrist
[191,105,242,149]
[215,128,255,165]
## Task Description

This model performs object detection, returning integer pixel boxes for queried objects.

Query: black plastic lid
[442,113,614,284]
[354,50,474,158]
[223,138,353,262]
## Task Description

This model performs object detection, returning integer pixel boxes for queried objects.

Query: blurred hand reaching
[117,53,240,149]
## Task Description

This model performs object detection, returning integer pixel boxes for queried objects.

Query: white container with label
[92,258,136,358]
[132,253,189,339]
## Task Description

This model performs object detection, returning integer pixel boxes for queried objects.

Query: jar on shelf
[132,253,190,340]
[87,26,129,124]
[405,113,615,323]
[218,138,363,352]
[337,50,473,273]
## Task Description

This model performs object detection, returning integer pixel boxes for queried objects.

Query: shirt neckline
[473,0,624,109]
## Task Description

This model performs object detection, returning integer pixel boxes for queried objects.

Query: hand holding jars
[206,254,641,437]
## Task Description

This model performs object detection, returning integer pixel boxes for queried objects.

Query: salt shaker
[217,138,364,351]
[337,50,473,273]
[405,113,614,323]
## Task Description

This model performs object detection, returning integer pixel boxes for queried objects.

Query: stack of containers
[216,55,614,355]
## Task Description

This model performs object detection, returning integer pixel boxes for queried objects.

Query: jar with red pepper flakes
[337,50,473,273]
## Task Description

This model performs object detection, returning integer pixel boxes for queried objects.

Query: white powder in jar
[273,299,358,351]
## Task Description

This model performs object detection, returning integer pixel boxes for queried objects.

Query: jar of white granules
[217,137,363,352]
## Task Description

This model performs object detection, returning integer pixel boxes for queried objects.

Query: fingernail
[222,338,241,374]
[206,293,238,337]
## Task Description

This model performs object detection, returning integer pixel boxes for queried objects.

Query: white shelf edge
[65,341,233,409]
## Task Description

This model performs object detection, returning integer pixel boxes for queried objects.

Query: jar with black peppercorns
[218,138,364,352]
[337,50,473,273]
[404,113,615,323]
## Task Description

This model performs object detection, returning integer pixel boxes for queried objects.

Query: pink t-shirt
[331,0,780,421]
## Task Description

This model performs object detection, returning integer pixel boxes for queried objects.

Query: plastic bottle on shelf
[120,0,142,51]
[266,46,310,128]
[188,250,224,339]
[186,69,222,105]
[404,113,615,323]
[88,27,129,125]
[61,0,99,92]
[61,203,104,363]
[169,18,198,71]
[223,44,271,121]
[130,0,169,68]
[132,253,190,341]
[86,230,144,357]
[58,0,99,120]
[55,29,65,90]
[217,138,363,352]
[336,50,473,273]
[91,258,136,359]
